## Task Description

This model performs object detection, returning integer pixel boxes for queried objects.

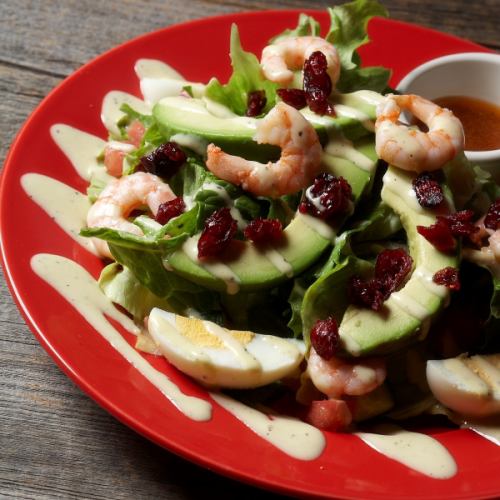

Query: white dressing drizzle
[262,248,293,277]
[413,265,448,299]
[203,97,237,118]
[202,321,260,370]
[382,170,425,213]
[21,173,98,256]
[325,139,375,172]
[296,212,336,241]
[134,59,205,105]
[101,90,151,137]
[170,133,208,156]
[50,124,108,182]
[182,237,240,295]
[357,424,457,479]
[389,290,430,321]
[210,392,326,460]
[334,104,374,131]
[134,58,185,80]
[31,253,212,422]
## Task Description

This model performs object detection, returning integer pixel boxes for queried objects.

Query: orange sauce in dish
[433,95,500,152]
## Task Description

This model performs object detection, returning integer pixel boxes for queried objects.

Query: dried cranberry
[197,207,237,259]
[375,248,413,296]
[244,218,283,245]
[417,220,456,253]
[433,267,461,291]
[277,88,307,109]
[412,172,444,208]
[303,51,335,116]
[438,210,479,238]
[246,90,267,117]
[484,198,500,230]
[349,276,385,311]
[139,142,186,177]
[349,248,413,311]
[299,173,352,220]
[155,197,185,225]
[310,316,340,360]
[418,209,479,252]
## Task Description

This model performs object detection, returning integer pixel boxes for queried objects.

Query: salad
[81,0,500,432]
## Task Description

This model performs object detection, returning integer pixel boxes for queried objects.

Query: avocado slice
[338,166,459,357]
[165,213,332,294]
[163,139,378,294]
[153,95,375,161]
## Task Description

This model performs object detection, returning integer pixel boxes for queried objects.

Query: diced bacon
[304,398,352,431]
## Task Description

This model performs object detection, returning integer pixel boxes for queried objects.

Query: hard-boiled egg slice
[426,354,500,417]
[148,308,304,389]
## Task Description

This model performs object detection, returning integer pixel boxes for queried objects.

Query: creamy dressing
[210,393,326,460]
[182,237,241,295]
[203,321,260,370]
[31,253,212,421]
[382,169,426,213]
[296,212,336,241]
[134,58,205,105]
[262,248,293,277]
[50,124,108,182]
[101,90,151,137]
[414,265,448,299]
[202,97,237,118]
[170,133,208,156]
[357,424,457,479]
[21,173,98,256]
[389,290,430,321]
[325,139,375,172]
[334,104,374,131]
[134,58,185,80]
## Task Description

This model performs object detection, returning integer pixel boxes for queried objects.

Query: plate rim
[1,10,497,500]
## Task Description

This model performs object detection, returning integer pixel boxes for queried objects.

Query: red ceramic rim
[1,10,499,499]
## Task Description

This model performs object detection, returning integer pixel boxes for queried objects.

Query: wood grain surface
[1,1,499,499]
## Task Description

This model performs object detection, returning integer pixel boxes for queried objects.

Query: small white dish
[397,52,500,176]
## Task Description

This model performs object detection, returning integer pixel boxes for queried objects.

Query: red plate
[1,10,499,499]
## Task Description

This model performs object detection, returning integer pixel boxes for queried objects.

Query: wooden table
[1,1,498,498]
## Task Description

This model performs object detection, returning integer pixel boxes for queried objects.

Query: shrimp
[307,347,387,399]
[375,94,464,172]
[205,102,322,198]
[261,36,340,86]
[87,171,176,257]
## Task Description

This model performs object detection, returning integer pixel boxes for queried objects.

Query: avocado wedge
[338,166,459,357]
[153,94,376,161]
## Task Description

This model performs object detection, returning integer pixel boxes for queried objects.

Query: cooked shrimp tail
[375,94,464,172]
[206,102,322,198]
[307,347,387,399]
[261,36,340,87]
[87,171,176,257]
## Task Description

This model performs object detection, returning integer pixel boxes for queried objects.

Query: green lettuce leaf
[270,13,321,43]
[301,255,373,345]
[99,263,174,320]
[205,24,278,116]
[326,0,391,92]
